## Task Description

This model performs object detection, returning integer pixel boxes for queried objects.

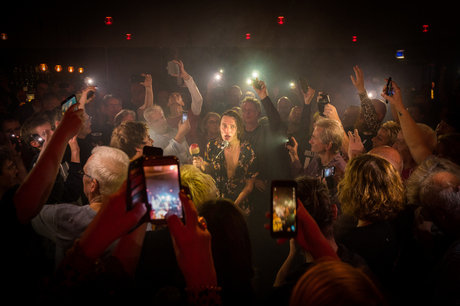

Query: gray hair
[86,146,130,197]
[143,105,164,122]
[114,109,136,127]
[405,157,460,211]
[314,118,344,154]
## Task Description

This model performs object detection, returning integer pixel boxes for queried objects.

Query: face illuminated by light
[241,101,260,125]
[309,127,329,154]
[372,128,390,148]
[220,115,238,144]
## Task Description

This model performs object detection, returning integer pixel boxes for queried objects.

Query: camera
[9,134,21,152]
[286,136,295,148]
[317,93,330,117]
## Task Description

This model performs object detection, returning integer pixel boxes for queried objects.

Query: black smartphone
[286,136,295,148]
[270,180,298,238]
[126,157,148,230]
[143,155,183,224]
[384,77,393,103]
[143,146,163,157]
[131,75,145,83]
[182,111,188,123]
[299,76,309,93]
[167,61,179,76]
[317,93,330,117]
[61,94,78,114]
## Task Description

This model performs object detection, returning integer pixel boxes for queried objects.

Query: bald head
[369,145,403,174]
[371,99,387,122]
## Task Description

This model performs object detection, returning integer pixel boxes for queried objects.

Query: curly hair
[110,121,148,159]
[337,154,405,222]
[180,164,217,208]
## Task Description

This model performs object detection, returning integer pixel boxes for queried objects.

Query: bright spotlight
[252,71,259,78]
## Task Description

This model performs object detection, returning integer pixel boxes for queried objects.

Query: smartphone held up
[126,155,184,226]
[270,180,298,238]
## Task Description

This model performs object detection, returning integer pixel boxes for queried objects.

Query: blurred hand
[167,191,217,287]
[253,78,268,100]
[286,136,299,161]
[255,179,267,193]
[57,103,85,141]
[79,86,97,105]
[141,74,152,87]
[303,87,316,105]
[381,79,404,110]
[323,103,341,123]
[350,65,366,93]
[172,60,190,81]
[192,156,204,169]
[178,118,191,136]
[347,129,365,158]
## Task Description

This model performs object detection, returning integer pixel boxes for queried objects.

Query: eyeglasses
[76,169,98,185]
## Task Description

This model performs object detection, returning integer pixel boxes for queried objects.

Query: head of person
[33,80,49,102]
[354,99,386,131]
[0,146,18,195]
[342,105,361,128]
[197,198,255,303]
[167,92,185,110]
[1,115,21,139]
[144,105,168,135]
[180,164,217,208]
[16,90,27,103]
[392,123,437,166]
[130,82,146,108]
[295,176,336,240]
[114,109,136,127]
[436,113,460,137]
[310,111,322,135]
[406,103,426,123]
[368,146,404,175]
[309,118,343,155]
[110,121,153,160]
[372,121,401,149]
[200,112,220,137]
[288,106,303,126]
[277,97,292,118]
[290,260,387,306]
[220,109,244,143]
[227,85,242,107]
[338,154,405,223]
[82,146,130,200]
[20,112,53,151]
[434,133,460,166]
[41,92,62,112]
[240,97,262,126]
[405,158,460,237]
[102,94,123,121]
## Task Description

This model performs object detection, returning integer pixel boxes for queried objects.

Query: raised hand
[350,65,366,94]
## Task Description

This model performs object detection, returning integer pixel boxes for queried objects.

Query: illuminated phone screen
[144,164,182,221]
[272,186,297,233]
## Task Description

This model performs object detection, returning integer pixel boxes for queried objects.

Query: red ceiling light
[126,33,132,40]
[423,25,429,32]
[352,36,357,42]
[55,65,62,72]
[246,33,251,40]
[105,17,113,25]
[1,33,7,40]
[39,63,48,72]
[278,16,285,25]
[68,66,74,73]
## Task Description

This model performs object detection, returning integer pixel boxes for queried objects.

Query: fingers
[179,191,198,229]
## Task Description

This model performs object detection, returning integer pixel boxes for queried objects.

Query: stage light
[252,71,259,78]
[39,63,48,72]
[219,69,224,73]
[1,33,7,40]
[55,65,62,72]
[68,66,74,73]
[278,16,285,25]
[214,73,221,81]
[246,33,250,40]
[396,50,405,59]
[246,78,252,85]
[105,17,113,25]
[126,34,131,40]
[78,67,84,73]
[352,36,357,42]
[290,82,295,89]
[84,77,93,85]
[423,25,429,33]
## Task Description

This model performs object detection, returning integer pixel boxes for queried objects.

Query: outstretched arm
[137,74,154,120]
[382,80,432,164]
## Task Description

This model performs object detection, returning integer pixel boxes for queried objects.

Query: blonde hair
[180,164,217,208]
[338,154,405,222]
[380,121,401,147]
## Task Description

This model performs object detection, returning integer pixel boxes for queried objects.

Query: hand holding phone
[384,77,393,103]
[61,94,78,114]
[271,180,298,238]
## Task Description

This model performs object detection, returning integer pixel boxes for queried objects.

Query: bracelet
[185,286,222,305]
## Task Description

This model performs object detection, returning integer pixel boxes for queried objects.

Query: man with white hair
[144,105,191,164]
[31,146,130,267]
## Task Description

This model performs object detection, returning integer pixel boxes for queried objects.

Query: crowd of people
[1,58,460,306]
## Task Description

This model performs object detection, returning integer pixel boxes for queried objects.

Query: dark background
[1,0,459,116]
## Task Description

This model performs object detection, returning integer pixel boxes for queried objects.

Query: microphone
[189,143,200,157]
[215,140,229,160]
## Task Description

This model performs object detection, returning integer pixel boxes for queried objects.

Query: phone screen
[61,95,77,114]
[271,181,297,238]
[143,158,182,222]
[182,112,188,123]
